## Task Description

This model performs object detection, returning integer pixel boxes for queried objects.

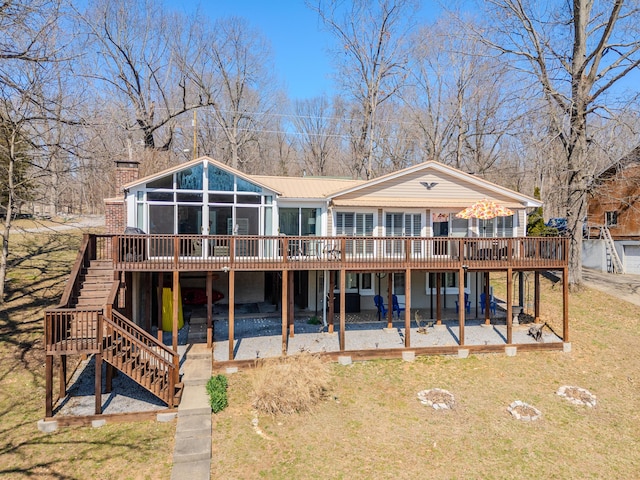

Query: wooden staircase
[102,310,183,407]
[71,260,115,309]
[45,241,182,416]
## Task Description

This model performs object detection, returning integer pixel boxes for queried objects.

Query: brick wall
[115,166,139,196]
[104,198,125,234]
[104,160,140,234]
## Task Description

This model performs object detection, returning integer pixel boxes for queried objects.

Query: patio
[184,305,562,362]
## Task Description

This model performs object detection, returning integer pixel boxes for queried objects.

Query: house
[584,146,640,274]
[44,156,570,419]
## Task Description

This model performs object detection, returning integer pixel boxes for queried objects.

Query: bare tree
[189,16,279,172]
[407,17,522,175]
[310,0,417,179]
[478,0,640,287]
[0,0,72,301]
[77,0,208,152]
[292,95,343,176]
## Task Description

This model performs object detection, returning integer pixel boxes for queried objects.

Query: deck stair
[102,310,182,407]
[45,255,181,413]
[71,260,115,309]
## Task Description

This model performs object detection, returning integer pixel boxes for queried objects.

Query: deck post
[484,272,491,325]
[58,355,67,400]
[288,271,295,338]
[281,270,288,355]
[562,266,569,342]
[339,269,346,351]
[45,355,53,418]
[328,271,335,334]
[458,268,465,346]
[506,268,513,344]
[172,271,179,352]
[386,273,393,329]
[436,273,442,326]
[534,271,541,323]
[105,363,113,394]
[404,268,411,347]
[206,271,213,348]
[228,270,235,360]
[157,273,164,342]
[145,272,152,331]
[94,353,102,415]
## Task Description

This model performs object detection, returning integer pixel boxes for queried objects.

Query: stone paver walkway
[171,344,212,480]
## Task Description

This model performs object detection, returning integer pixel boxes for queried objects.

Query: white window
[425,272,470,294]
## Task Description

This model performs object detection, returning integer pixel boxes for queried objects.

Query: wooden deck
[99,234,568,272]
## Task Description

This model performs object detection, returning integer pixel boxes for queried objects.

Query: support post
[157,272,164,342]
[387,273,393,329]
[145,272,152,331]
[228,270,235,360]
[45,355,53,418]
[172,271,179,352]
[105,364,113,394]
[436,273,442,326]
[484,272,491,325]
[94,353,102,415]
[563,267,569,342]
[404,268,411,347]
[206,271,213,348]
[534,271,541,323]
[289,271,295,338]
[328,271,335,334]
[281,270,288,355]
[339,269,346,351]
[58,356,67,400]
[458,268,465,346]
[506,268,513,344]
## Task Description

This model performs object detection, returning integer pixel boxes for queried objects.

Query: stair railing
[102,310,179,405]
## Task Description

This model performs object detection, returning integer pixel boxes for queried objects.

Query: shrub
[206,374,228,413]
[251,353,330,415]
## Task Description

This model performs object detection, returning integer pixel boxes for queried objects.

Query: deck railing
[111,234,567,271]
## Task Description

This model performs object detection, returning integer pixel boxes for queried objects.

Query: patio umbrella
[455,199,513,220]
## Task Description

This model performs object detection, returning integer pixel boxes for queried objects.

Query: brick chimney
[104,159,140,234]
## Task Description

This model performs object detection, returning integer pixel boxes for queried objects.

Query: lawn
[1,229,639,479]
[0,230,174,480]
[210,274,640,479]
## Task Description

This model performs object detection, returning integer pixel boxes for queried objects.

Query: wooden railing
[57,234,114,307]
[111,234,568,271]
[44,308,103,355]
[45,277,179,406]
[103,311,179,405]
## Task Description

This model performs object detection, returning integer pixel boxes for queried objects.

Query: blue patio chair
[392,295,405,319]
[374,295,388,318]
[480,292,497,315]
[455,293,471,314]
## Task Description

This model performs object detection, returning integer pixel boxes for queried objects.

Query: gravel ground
[211,312,559,361]
[56,356,173,417]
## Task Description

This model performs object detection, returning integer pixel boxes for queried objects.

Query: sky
[166,0,443,100]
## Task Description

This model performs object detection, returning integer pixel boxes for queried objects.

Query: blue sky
[167,1,442,100]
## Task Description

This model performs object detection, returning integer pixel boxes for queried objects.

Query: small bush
[251,353,330,415]
[206,374,228,413]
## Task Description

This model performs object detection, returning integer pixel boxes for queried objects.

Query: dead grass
[212,274,640,479]
[251,354,331,415]
[0,231,174,480]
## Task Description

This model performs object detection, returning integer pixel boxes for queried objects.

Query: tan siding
[334,170,521,208]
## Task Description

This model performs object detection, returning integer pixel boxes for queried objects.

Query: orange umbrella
[455,199,514,220]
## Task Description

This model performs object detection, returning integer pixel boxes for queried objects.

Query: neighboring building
[44,156,569,419]
[584,146,640,274]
